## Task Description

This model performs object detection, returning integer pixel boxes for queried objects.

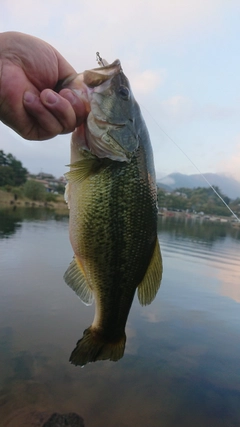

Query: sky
[1,0,240,181]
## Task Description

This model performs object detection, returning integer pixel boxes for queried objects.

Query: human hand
[0,31,87,140]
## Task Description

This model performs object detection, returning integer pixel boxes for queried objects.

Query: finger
[58,88,89,126]
[40,89,77,133]
[23,91,67,139]
[23,90,76,139]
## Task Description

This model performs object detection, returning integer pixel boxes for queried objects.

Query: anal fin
[64,257,94,306]
[137,238,163,306]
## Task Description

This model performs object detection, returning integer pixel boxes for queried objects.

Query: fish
[62,59,163,366]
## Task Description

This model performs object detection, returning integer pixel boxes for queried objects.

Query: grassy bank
[0,188,69,214]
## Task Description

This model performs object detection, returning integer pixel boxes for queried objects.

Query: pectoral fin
[64,257,94,306]
[137,238,163,306]
[64,157,100,184]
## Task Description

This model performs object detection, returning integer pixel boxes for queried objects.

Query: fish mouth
[59,59,121,95]
[83,59,122,88]
[60,60,137,162]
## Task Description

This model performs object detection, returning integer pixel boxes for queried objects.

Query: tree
[23,180,46,201]
[157,184,234,216]
[0,150,28,186]
[0,165,15,186]
[56,183,65,194]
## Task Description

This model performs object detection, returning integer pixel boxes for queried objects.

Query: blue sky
[1,0,240,181]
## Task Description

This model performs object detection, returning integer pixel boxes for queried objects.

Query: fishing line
[141,104,240,222]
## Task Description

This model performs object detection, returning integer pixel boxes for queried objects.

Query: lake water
[1,208,240,427]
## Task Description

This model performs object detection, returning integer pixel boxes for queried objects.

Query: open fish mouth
[58,59,139,162]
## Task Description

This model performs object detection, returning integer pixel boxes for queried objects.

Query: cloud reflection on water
[1,212,240,426]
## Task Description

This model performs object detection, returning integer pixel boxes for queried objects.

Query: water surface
[1,209,240,426]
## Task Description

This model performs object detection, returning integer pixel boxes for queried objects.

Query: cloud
[1,0,240,180]
[1,0,56,29]
[153,95,238,126]
[129,69,166,95]
[160,96,194,122]
[217,138,240,181]
[1,0,229,58]
[62,0,225,43]
[157,176,176,187]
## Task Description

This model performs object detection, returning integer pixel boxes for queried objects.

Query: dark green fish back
[74,145,157,332]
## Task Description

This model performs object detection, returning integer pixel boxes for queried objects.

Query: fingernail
[45,91,58,105]
[62,90,76,105]
[23,91,36,104]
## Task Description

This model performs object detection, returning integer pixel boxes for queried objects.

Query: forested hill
[157,173,240,200]
[157,186,240,217]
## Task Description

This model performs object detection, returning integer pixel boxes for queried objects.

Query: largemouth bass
[63,59,162,366]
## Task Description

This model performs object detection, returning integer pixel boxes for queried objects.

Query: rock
[42,412,85,427]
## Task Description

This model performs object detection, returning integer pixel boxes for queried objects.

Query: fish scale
[63,59,163,366]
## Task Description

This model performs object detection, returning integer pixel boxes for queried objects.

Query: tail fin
[70,327,126,366]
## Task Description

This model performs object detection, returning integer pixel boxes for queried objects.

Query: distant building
[36,172,54,179]
[27,172,66,193]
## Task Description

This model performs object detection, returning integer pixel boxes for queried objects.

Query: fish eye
[118,86,130,100]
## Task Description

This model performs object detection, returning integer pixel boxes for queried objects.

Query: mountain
[157,173,240,199]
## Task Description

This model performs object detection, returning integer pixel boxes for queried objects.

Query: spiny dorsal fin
[64,257,94,306]
[137,239,163,306]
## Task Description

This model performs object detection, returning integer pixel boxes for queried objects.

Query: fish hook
[96,52,105,67]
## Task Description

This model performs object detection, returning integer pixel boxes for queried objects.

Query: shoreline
[158,209,240,227]
[0,189,69,214]
[1,189,239,227]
